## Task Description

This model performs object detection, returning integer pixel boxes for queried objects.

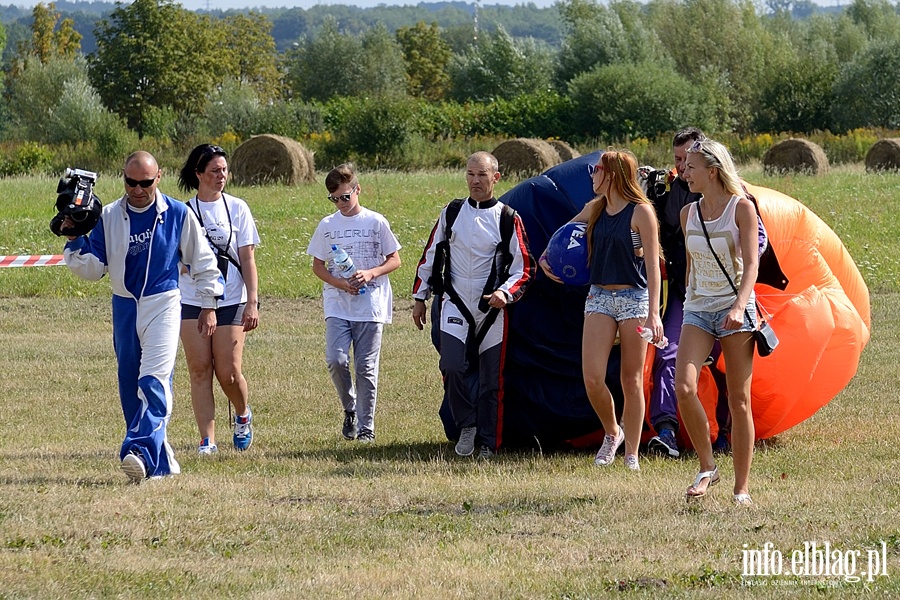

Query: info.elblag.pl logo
[742,541,890,584]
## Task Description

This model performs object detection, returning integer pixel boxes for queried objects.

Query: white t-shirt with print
[307,207,401,324]
[180,193,260,307]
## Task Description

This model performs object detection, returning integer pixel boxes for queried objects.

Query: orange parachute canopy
[703,184,871,440]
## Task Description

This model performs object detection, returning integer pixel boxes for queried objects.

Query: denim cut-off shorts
[584,285,649,322]
[683,301,756,338]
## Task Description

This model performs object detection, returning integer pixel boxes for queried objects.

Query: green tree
[360,24,407,97]
[832,38,900,131]
[222,12,281,103]
[846,0,900,42]
[285,18,365,101]
[647,0,775,132]
[448,26,553,102]
[11,3,80,72]
[555,0,669,87]
[6,56,89,141]
[396,21,451,101]
[89,0,222,136]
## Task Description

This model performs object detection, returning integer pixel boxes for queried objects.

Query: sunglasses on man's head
[124,175,157,188]
[327,185,358,204]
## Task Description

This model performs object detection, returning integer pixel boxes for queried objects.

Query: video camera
[50,168,102,237]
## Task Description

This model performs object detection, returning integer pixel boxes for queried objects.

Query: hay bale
[762,138,829,175]
[493,138,561,177]
[865,138,900,172]
[231,134,315,186]
[547,140,580,162]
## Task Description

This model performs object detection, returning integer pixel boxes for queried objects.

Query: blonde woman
[540,150,663,471]
[676,139,759,505]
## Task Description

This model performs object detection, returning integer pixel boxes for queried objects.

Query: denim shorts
[683,301,756,338]
[584,285,649,322]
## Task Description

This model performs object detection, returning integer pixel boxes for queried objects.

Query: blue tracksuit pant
[112,291,181,477]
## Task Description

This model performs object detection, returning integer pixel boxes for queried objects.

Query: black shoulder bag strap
[695,201,758,329]
[189,196,243,277]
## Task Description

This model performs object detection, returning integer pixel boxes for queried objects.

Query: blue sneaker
[648,428,680,458]
[233,409,253,451]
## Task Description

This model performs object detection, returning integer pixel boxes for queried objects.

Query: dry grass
[1,292,898,598]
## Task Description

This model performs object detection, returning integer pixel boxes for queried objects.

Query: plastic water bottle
[331,244,365,294]
[637,326,668,349]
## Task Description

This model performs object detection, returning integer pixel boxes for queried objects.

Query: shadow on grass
[0,474,121,488]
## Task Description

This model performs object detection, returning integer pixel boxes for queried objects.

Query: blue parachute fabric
[496,151,609,448]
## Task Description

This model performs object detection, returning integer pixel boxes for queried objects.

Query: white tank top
[683,195,754,313]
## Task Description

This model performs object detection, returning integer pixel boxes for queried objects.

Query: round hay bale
[231,134,314,186]
[762,138,829,175]
[547,140,580,162]
[865,138,900,172]
[493,138,561,178]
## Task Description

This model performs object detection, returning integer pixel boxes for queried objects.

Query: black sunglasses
[327,185,358,204]
[124,175,157,188]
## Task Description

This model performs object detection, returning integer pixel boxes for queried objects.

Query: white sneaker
[593,427,625,466]
[455,426,477,457]
[624,454,640,471]
[121,451,147,483]
[198,437,218,456]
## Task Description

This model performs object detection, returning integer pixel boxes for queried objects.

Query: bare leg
[582,313,620,437]
[675,324,716,494]
[720,331,755,497]
[618,318,648,457]
[212,325,249,417]
[180,320,216,444]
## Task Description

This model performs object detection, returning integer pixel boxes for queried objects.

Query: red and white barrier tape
[0,254,66,268]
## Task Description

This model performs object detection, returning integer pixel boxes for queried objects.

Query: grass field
[1,167,898,598]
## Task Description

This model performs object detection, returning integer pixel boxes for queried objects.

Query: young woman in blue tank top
[677,139,759,506]
[540,150,663,472]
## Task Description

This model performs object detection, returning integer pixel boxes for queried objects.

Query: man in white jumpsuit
[413,152,535,459]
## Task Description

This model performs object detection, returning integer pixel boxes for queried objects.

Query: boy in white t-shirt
[307,164,401,442]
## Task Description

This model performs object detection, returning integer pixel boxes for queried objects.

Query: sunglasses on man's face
[327,185,358,204]
[124,175,157,188]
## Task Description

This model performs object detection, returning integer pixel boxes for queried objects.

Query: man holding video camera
[62,151,223,483]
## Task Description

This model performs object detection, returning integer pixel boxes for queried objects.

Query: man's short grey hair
[467,151,499,173]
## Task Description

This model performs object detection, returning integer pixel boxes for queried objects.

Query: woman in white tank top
[676,139,759,506]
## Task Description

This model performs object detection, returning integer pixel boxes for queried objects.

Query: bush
[0,142,55,177]
[483,91,576,139]
[812,128,880,165]
[568,62,704,140]
[325,96,416,167]
[755,57,838,134]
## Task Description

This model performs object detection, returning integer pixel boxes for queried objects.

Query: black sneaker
[342,411,358,440]
[357,428,375,443]
[648,428,680,458]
